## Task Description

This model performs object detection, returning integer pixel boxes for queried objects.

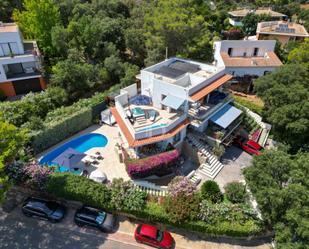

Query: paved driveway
[0,207,142,249]
[215,146,253,191]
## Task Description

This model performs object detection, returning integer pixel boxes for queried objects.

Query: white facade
[214,40,281,77]
[0,23,41,83]
[114,58,237,148]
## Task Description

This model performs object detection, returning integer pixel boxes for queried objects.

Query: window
[173,132,181,144]
[253,47,259,56]
[0,43,10,56]
[228,47,233,56]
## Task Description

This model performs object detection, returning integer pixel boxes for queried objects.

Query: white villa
[0,22,45,97]
[228,8,286,27]
[213,40,282,78]
[111,58,244,162]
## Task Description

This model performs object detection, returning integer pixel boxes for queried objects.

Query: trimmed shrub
[46,173,111,209]
[125,149,180,179]
[224,182,248,204]
[109,178,147,211]
[131,201,262,236]
[163,193,201,224]
[198,200,259,225]
[167,176,196,197]
[5,161,53,190]
[201,180,223,203]
[30,108,92,153]
[0,87,68,127]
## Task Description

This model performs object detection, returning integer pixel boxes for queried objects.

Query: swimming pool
[136,123,167,132]
[39,133,108,172]
[132,107,145,118]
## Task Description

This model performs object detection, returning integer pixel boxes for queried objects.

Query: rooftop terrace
[145,58,220,89]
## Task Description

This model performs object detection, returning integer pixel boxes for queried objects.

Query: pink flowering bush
[5,161,53,190]
[125,149,180,179]
[167,176,197,198]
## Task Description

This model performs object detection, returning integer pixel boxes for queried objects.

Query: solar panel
[169,60,200,73]
[154,66,185,79]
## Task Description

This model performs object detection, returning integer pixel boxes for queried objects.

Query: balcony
[189,91,232,122]
[123,103,186,140]
[206,115,243,144]
[4,62,41,80]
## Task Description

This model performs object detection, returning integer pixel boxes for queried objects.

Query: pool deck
[37,124,131,181]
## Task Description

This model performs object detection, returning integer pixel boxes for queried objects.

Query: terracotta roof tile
[190,74,233,102]
[110,107,190,147]
[228,8,286,17]
[257,21,309,37]
[0,23,18,33]
[220,51,282,68]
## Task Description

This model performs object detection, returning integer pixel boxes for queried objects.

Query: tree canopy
[143,0,214,65]
[254,63,309,151]
[13,0,61,56]
[244,148,309,249]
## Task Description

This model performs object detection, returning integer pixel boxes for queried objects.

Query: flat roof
[153,60,201,79]
[228,8,286,17]
[220,51,282,68]
[110,107,190,147]
[0,23,18,33]
[257,21,309,37]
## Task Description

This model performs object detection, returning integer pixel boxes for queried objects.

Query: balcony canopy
[161,95,185,110]
[210,104,242,129]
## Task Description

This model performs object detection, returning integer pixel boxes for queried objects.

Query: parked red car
[134,224,174,249]
[234,136,263,156]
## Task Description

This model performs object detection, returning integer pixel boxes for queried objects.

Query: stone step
[199,162,224,179]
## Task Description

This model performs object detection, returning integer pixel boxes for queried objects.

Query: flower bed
[125,149,180,179]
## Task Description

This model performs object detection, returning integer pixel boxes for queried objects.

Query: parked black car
[74,206,115,232]
[22,197,66,222]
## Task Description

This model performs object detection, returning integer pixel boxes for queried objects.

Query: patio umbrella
[52,148,86,170]
[89,169,107,183]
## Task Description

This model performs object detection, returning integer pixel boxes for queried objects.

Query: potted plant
[212,143,225,159]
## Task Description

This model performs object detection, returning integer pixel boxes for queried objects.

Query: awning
[190,74,233,101]
[161,95,185,110]
[210,104,242,129]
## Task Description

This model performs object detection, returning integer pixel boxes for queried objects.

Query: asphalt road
[0,207,142,249]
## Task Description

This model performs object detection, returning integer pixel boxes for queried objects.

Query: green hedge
[128,202,262,237]
[45,173,263,237]
[31,108,92,153]
[46,173,111,209]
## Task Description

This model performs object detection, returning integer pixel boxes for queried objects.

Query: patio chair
[89,153,104,160]
[148,110,157,122]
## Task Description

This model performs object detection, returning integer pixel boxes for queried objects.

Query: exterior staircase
[133,180,167,196]
[186,170,201,185]
[187,133,224,179]
[239,104,272,147]
[135,116,147,125]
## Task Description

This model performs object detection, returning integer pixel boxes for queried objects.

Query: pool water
[137,123,167,132]
[132,107,145,118]
[39,133,108,172]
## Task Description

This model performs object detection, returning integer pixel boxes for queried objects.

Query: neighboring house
[228,8,286,27]
[256,21,309,46]
[111,58,244,156]
[0,22,45,97]
[213,40,282,78]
